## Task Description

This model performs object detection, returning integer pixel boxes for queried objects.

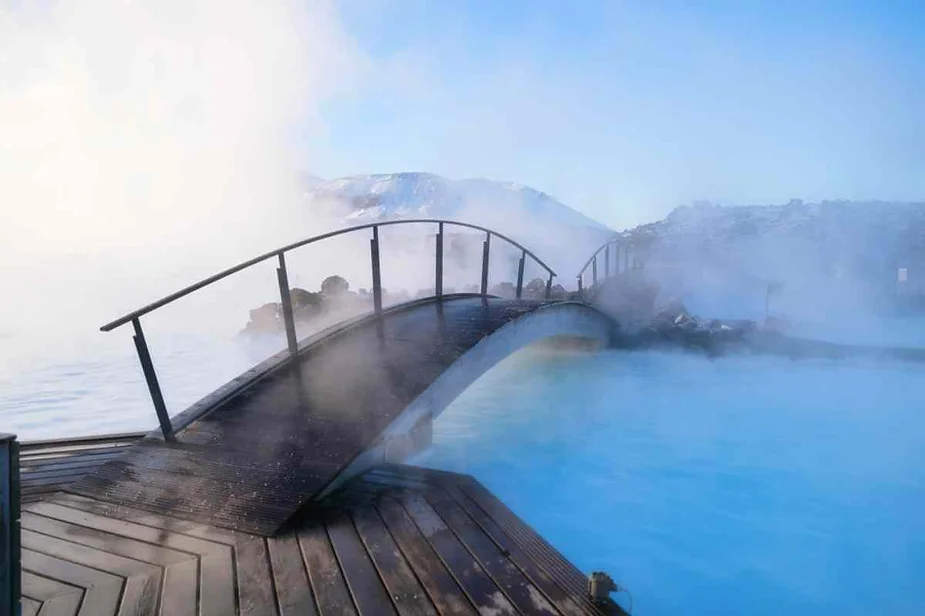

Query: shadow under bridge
[71,220,616,535]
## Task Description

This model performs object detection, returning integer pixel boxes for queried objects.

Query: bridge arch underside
[72,296,615,535]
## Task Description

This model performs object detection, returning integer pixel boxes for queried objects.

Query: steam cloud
[0,0,363,337]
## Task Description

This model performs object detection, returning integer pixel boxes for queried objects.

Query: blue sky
[309,1,925,228]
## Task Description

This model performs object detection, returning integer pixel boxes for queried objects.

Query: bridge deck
[70,297,549,535]
[19,436,625,616]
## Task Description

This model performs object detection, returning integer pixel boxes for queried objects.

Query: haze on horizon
[1,0,923,337]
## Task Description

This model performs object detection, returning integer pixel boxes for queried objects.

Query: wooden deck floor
[18,436,627,616]
[70,298,556,535]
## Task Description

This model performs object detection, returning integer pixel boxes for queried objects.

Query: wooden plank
[268,532,317,616]
[297,518,358,615]
[26,502,235,616]
[351,507,437,616]
[158,558,198,616]
[21,441,135,455]
[20,475,85,488]
[20,433,143,450]
[20,459,114,474]
[232,536,278,616]
[443,486,589,616]
[21,571,82,616]
[422,489,558,615]
[377,497,477,616]
[21,597,42,616]
[399,493,517,616]
[22,466,105,480]
[324,510,396,616]
[22,549,123,616]
[22,447,130,461]
[20,528,160,616]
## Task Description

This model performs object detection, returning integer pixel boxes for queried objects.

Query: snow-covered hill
[622,200,925,316]
[304,172,613,277]
[306,172,608,230]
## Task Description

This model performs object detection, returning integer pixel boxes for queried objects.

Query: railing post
[605,244,611,279]
[480,232,491,296]
[435,222,444,298]
[370,226,383,316]
[516,250,526,299]
[545,273,553,300]
[276,253,298,355]
[1,433,20,616]
[131,318,175,441]
[592,256,598,286]
[577,275,583,299]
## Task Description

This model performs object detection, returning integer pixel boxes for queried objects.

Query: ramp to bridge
[70,296,612,535]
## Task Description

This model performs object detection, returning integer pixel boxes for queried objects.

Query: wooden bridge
[2,220,627,615]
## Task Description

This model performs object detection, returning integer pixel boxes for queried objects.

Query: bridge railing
[101,219,557,441]
[575,237,641,298]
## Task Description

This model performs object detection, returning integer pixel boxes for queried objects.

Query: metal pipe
[435,222,444,298]
[1,433,20,616]
[276,253,298,355]
[370,226,383,316]
[605,244,611,279]
[592,256,598,286]
[577,275,583,299]
[131,319,174,441]
[516,250,526,299]
[545,273,553,300]
[480,232,491,295]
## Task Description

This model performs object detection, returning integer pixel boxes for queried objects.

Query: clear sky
[308,1,925,229]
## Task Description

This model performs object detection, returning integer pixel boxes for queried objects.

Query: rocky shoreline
[243,274,573,334]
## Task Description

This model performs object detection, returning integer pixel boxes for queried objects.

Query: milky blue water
[415,347,925,615]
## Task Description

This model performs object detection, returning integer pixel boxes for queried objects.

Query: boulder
[245,302,280,333]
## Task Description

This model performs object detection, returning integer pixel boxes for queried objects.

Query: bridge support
[370,226,383,316]
[277,253,298,355]
[516,251,526,299]
[1,434,20,616]
[480,232,491,295]
[435,222,444,298]
[132,318,175,441]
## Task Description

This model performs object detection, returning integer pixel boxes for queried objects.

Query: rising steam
[0,1,362,336]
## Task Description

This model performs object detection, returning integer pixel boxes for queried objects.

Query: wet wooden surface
[70,297,548,535]
[19,459,626,615]
[19,433,143,503]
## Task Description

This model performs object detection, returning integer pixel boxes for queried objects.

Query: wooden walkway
[18,437,626,616]
[70,297,606,535]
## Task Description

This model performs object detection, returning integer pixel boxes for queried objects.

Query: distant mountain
[622,200,925,315]
[306,172,609,230]
[303,172,613,277]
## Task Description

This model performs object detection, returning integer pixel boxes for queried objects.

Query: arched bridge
[72,220,617,535]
